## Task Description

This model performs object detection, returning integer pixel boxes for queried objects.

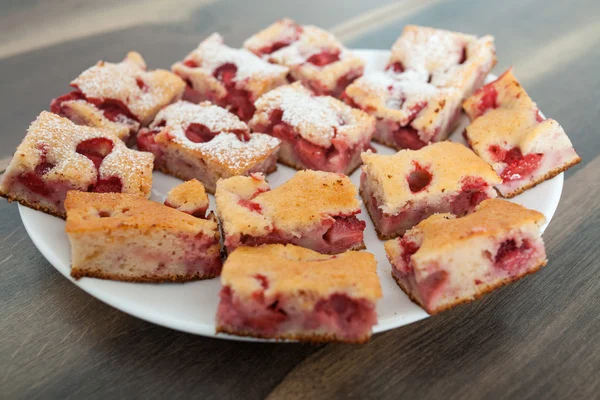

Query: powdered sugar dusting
[254,83,343,147]
[186,34,288,82]
[268,25,342,66]
[72,52,184,124]
[391,27,468,72]
[356,71,439,118]
[15,111,152,195]
[152,101,248,134]
[195,132,280,172]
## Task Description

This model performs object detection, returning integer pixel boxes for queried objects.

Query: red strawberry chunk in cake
[215,170,366,255]
[0,112,153,218]
[384,199,547,314]
[360,141,501,240]
[244,18,365,97]
[216,244,382,343]
[65,191,221,282]
[343,25,496,151]
[137,101,280,193]
[463,68,581,197]
[50,52,185,144]
[164,179,210,218]
[249,82,375,174]
[171,33,289,121]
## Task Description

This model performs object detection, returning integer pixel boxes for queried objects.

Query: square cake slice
[360,141,501,239]
[164,179,209,218]
[216,244,382,343]
[137,101,280,193]
[0,112,153,218]
[65,191,222,282]
[244,18,365,97]
[248,82,375,174]
[343,25,496,151]
[384,199,547,314]
[463,68,581,197]
[51,52,185,144]
[343,71,463,150]
[215,170,366,255]
[171,33,289,121]
[388,25,496,97]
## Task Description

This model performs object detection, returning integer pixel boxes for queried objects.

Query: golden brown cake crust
[361,142,501,215]
[409,199,545,255]
[65,191,217,236]
[165,179,209,212]
[221,244,382,302]
[216,170,362,236]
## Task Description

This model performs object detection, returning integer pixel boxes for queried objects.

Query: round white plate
[19,50,563,341]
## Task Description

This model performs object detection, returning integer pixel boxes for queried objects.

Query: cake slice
[65,191,222,282]
[164,179,209,218]
[463,68,581,197]
[51,51,185,144]
[171,33,289,121]
[216,244,382,343]
[244,18,365,97]
[215,170,366,255]
[248,82,375,174]
[384,199,547,314]
[388,25,496,98]
[360,141,501,239]
[137,101,280,193]
[342,25,496,150]
[0,112,153,218]
[343,71,463,150]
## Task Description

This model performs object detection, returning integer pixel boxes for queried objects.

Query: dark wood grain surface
[1,0,599,398]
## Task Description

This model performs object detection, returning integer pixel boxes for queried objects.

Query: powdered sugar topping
[71,52,184,124]
[186,34,288,82]
[267,25,343,66]
[17,112,152,193]
[152,101,248,134]
[254,83,345,147]
[391,27,468,72]
[186,132,280,172]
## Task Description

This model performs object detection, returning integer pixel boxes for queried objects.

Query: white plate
[19,50,563,341]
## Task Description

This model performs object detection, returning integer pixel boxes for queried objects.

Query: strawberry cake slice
[51,52,185,145]
[360,141,501,239]
[343,71,463,150]
[137,101,280,193]
[65,191,222,282]
[164,179,209,218]
[171,33,289,121]
[244,18,365,97]
[0,112,153,218]
[215,170,366,255]
[463,68,581,197]
[388,25,496,98]
[384,199,547,314]
[216,244,382,343]
[248,82,375,174]
[342,25,496,151]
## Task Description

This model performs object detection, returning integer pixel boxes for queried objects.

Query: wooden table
[2,0,599,398]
